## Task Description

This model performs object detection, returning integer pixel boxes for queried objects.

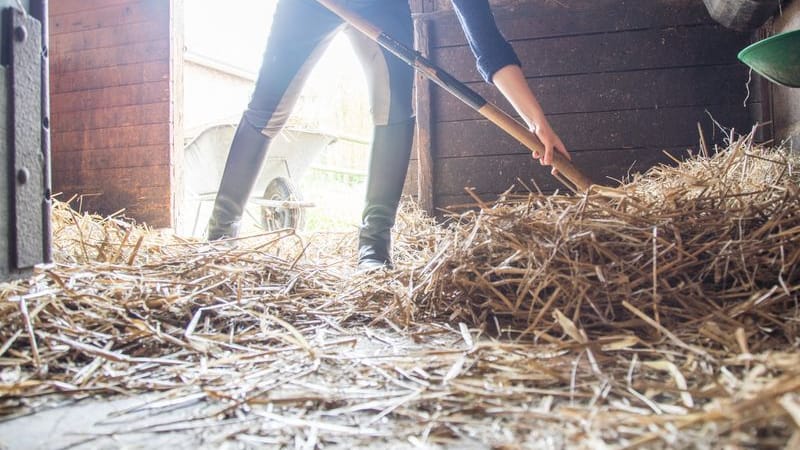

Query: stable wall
[769,0,800,150]
[409,0,764,209]
[49,0,182,228]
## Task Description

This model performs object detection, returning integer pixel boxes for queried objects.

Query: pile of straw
[415,133,800,351]
[0,133,798,448]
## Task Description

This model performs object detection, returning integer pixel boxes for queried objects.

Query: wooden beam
[413,18,434,214]
[170,0,185,230]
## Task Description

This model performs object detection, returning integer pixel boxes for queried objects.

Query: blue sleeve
[450,0,522,84]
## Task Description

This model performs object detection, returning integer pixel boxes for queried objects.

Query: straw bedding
[414,133,800,346]
[1,133,799,448]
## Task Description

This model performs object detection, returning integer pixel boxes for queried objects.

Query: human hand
[531,121,570,176]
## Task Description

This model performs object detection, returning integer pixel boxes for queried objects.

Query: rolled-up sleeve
[450,0,521,84]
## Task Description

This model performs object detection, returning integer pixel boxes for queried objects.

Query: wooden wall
[769,0,800,150]
[409,0,765,209]
[49,0,181,228]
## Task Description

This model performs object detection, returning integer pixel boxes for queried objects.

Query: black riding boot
[358,118,415,270]
[207,118,271,241]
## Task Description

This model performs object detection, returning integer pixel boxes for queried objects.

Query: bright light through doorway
[180,0,372,237]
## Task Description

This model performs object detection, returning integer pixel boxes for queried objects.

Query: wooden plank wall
[770,1,800,150]
[410,0,764,209]
[49,0,179,227]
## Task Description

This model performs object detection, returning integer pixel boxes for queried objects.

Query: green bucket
[738,29,800,88]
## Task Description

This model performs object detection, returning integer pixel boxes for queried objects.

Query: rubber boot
[358,118,415,271]
[207,118,271,241]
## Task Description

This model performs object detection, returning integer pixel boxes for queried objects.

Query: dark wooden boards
[434,146,687,206]
[54,183,172,226]
[53,123,170,153]
[49,0,176,227]
[52,61,170,95]
[429,0,714,47]
[432,24,750,84]
[51,39,170,75]
[418,0,764,211]
[51,0,169,35]
[52,144,171,173]
[434,105,754,160]
[50,103,169,133]
[432,64,758,122]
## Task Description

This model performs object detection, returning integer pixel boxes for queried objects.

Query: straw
[1,131,798,448]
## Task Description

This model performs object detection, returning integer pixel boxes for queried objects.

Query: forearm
[452,0,570,168]
[491,64,548,131]
[492,64,570,166]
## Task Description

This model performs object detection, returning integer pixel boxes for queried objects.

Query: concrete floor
[0,393,486,449]
[0,394,204,449]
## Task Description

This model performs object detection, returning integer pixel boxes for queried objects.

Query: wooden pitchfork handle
[315,0,593,192]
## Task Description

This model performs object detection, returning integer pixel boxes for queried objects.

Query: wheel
[261,177,304,231]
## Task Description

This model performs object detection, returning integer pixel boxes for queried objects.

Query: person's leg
[207,0,342,240]
[346,1,415,269]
